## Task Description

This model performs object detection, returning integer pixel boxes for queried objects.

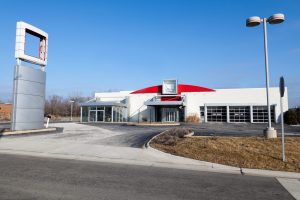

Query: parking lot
[185,123,300,137]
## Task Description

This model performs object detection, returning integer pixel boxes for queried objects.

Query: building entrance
[162,108,179,122]
[88,110,104,122]
[150,106,184,123]
[97,110,104,122]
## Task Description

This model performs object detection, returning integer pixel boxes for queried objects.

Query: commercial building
[80,80,288,124]
[0,103,12,121]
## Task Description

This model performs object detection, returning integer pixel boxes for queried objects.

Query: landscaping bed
[150,128,300,172]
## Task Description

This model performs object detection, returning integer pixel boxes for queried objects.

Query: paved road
[0,153,294,200]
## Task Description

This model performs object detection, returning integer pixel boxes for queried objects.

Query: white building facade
[80,81,288,124]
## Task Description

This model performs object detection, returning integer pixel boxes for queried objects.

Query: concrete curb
[145,130,169,148]
[145,130,300,179]
[1,127,57,136]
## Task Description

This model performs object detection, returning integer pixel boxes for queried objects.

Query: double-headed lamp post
[246,13,284,138]
[70,100,75,121]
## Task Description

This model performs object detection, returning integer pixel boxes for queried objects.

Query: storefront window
[97,106,104,110]
[105,106,112,122]
[82,106,89,122]
[81,105,127,123]
[90,106,96,110]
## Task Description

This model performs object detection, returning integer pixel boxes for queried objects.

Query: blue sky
[0,0,299,107]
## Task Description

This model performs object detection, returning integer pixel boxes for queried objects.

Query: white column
[80,107,82,122]
[226,105,230,123]
[250,105,253,123]
[111,107,114,122]
[204,105,207,123]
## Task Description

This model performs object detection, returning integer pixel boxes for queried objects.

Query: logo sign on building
[162,80,178,95]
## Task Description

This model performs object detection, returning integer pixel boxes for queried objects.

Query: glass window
[97,106,104,110]
[90,106,96,110]
[105,106,112,122]
[82,106,89,122]
[199,106,205,123]
[113,107,117,122]
[116,107,120,122]
[207,106,227,122]
[89,110,96,122]
[229,106,250,122]
[253,106,275,123]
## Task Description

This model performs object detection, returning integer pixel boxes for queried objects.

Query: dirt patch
[151,134,300,172]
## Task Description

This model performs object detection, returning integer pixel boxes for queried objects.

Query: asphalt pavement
[84,122,300,148]
[184,123,300,137]
[0,153,294,200]
[86,123,170,147]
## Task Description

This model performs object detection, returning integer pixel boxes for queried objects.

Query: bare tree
[45,94,90,117]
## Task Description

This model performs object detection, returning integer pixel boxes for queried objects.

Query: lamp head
[246,16,261,27]
[268,13,285,24]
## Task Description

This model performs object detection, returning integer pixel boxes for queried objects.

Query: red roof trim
[130,84,214,94]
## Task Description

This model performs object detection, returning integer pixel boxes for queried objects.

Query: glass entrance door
[89,110,104,122]
[97,110,104,122]
[89,110,96,122]
[166,111,176,122]
[163,108,178,122]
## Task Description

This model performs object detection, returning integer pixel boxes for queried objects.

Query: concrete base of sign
[2,127,57,136]
[264,127,277,139]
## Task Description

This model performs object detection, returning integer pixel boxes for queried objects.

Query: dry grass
[152,128,193,145]
[151,136,300,172]
[185,113,200,123]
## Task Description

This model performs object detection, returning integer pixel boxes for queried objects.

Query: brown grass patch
[152,128,193,146]
[151,136,300,172]
[186,114,200,123]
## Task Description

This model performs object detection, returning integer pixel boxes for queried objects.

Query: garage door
[252,106,275,123]
[229,106,250,122]
[207,106,227,122]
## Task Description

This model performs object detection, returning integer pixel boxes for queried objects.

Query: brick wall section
[0,104,12,121]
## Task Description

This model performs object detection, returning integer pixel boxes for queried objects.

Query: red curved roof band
[130,84,215,94]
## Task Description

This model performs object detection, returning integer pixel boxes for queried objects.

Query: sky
[0,0,299,107]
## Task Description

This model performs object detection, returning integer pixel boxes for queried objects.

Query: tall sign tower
[11,21,48,130]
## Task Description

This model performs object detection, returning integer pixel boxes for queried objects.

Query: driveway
[84,123,169,147]
[0,123,183,167]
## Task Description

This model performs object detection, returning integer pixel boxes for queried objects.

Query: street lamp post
[246,13,284,138]
[70,100,75,121]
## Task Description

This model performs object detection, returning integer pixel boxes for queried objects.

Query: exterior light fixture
[268,13,285,24]
[246,16,261,27]
[70,100,75,121]
[246,13,285,138]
